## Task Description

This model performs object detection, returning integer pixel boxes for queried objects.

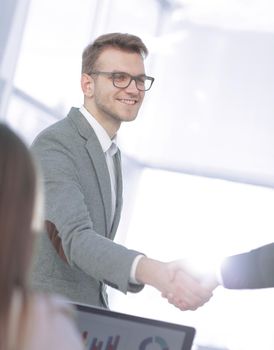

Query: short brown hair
[81,32,148,74]
[0,124,37,348]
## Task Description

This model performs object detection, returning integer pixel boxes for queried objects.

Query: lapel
[68,107,112,234]
[109,149,123,239]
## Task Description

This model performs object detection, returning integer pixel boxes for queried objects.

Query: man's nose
[125,78,139,92]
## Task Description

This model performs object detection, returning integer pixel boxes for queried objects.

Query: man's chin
[119,113,138,122]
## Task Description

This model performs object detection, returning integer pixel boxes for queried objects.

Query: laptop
[73,303,196,350]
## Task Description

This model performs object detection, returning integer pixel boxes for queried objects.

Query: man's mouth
[117,98,137,105]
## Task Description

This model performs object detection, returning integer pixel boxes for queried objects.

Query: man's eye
[114,73,128,81]
[137,76,145,84]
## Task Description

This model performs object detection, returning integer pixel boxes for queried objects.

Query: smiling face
[81,47,146,137]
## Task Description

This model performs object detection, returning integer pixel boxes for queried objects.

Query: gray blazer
[30,107,143,307]
[221,243,274,289]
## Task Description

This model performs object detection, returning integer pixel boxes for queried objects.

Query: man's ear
[81,73,94,97]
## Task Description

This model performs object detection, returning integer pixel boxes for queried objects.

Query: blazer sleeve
[221,243,274,289]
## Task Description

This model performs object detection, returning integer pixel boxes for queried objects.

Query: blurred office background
[1,0,274,349]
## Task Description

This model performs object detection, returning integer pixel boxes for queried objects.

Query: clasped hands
[136,257,218,311]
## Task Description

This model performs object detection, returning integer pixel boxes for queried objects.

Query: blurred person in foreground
[0,124,83,350]
[30,32,213,311]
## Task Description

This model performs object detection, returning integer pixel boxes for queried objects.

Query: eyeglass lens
[112,72,153,91]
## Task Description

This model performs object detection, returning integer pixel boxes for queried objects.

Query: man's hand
[135,257,216,311]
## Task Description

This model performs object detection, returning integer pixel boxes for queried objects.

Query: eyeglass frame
[88,71,155,91]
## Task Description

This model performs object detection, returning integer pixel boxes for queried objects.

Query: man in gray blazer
[31,33,213,310]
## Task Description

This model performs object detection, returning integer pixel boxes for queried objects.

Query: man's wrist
[130,254,145,284]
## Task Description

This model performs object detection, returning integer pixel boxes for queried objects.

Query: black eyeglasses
[89,71,155,91]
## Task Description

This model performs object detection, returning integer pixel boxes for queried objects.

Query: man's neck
[83,104,120,139]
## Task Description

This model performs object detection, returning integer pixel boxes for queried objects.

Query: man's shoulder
[32,107,80,145]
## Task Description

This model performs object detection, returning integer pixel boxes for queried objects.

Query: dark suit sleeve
[221,243,274,289]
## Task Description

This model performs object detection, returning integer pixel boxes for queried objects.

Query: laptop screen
[73,303,196,350]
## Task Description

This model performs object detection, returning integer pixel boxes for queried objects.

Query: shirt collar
[79,105,117,154]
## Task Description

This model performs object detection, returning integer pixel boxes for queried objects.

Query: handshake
[136,257,219,311]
